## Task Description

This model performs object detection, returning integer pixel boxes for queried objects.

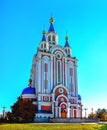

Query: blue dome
[78,94,81,100]
[22,87,35,94]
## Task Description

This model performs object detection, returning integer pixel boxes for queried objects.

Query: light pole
[1,106,6,118]
[81,104,83,120]
[84,108,88,118]
[91,108,93,114]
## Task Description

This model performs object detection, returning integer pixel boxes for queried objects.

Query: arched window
[65,49,67,54]
[41,44,43,49]
[68,49,70,54]
[44,43,46,48]
[48,35,51,41]
[57,60,61,83]
[44,63,48,91]
[52,35,55,41]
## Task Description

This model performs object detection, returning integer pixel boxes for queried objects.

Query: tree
[95,108,107,119]
[7,97,36,123]
[88,113,97,119]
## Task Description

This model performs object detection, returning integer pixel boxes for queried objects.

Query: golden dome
[29,78,32,83]
[65,36,68,41]
[42,30,46,35]
[50,18,54,23]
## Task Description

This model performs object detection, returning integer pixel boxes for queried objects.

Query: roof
[22,87,35,94]
[48,23,55,32]
[41,34,46,41]
[64,41,70,47]
[78,94,81,100]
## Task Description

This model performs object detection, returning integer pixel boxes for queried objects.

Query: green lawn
[0,124,107,130]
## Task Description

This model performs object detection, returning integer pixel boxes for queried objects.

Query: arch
[42,56,49,61]
[68,61,74,66]
[56,94,69,102]
[53,84,69,95]
[60,102,67,107]
[50,46,67,56]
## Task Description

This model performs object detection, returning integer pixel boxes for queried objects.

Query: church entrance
[61,110,67,118]
[61,104,67,118]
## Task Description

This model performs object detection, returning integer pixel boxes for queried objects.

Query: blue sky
[0,0,107,115]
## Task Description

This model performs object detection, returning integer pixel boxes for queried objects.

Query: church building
[21,18,82,121]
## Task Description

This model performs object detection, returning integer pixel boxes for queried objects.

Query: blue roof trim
[42,34,46,41]
[64,41,70,47]
[48,23,55,32]
[78,94,81,100]
[22,87,35,94]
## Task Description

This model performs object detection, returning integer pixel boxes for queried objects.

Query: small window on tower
[65,49,67,54]
[68,49,70,54]
[52,35,55,41]
[41,44,43,48]
[48,36,51,41]
[44,43,46,48]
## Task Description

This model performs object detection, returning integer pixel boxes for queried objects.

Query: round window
[59,88,64,93]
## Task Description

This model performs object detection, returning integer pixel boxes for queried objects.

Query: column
[62,59,64,85]
[65,58,68,87]
[55,107,58,118]
[58,107,61,118]
[38,56,41,93]
[50,56,53,91]
[74,62,78,96]
[71,107,73,118]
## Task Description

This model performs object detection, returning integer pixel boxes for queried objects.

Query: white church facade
[21,18,82,120]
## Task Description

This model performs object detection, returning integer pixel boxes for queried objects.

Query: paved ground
[30,122,107,125]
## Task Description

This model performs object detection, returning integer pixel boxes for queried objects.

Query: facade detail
[21,18,82,120]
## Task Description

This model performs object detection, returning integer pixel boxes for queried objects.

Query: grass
[0,124,107,130]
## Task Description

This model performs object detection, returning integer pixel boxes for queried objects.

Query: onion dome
[64,36,70,47]
[78,94,81,100]
[21,79,36,99]
[22,87,35,95]
[41,30,46,41]
[48,18,55,33]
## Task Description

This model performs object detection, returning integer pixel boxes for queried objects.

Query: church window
[70,68,73,76]
[44,63,48,91]
[48,36,51,41]
[41,44,43,48]
[59,88,64,93]
[44,79,48,89]
[57,61,61,83]
[68,49,70,54]
[44,43,46,48]
[45,63,48,72]
[52,35,55,41]
[65,49,67,54]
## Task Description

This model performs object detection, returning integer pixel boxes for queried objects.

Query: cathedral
[21,18,82,121]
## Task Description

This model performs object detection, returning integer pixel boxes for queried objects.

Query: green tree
[7,97,36,123]
[95,108,107,119]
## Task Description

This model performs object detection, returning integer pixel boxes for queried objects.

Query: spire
[48,18,55,33]
[41,30,46,41]
[64,36,70,47]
